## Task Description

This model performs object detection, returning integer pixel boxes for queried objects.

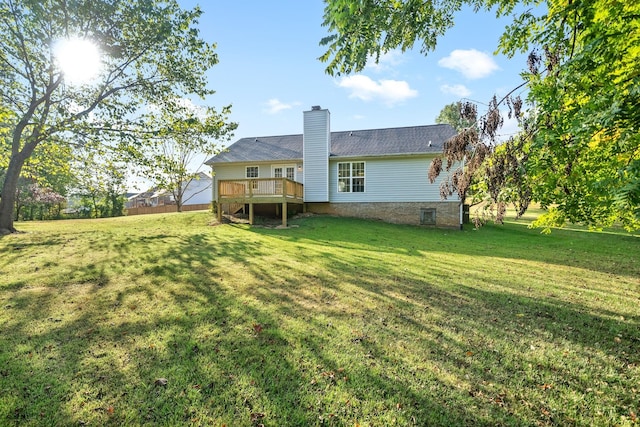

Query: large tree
[320,0,640,230]
[0,0,234,234]
[132,97,236,212]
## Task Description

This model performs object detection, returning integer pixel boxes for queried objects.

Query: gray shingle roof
[205,123,456,164]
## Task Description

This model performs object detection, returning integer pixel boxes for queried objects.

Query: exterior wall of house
[306,155,462,227]
[306,201,462,228]
[211,155,462,225]
[303,107,330,202]
[209,163,303,199]
[182,177,212,205]
[210,164,238,200]
[328,155,460,203]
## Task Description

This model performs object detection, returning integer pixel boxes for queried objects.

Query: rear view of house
[205,106,461,228]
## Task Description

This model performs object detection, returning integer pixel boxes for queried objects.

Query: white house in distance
[125,172,213,210]
[181,171,213,206]
[205,106,461,228]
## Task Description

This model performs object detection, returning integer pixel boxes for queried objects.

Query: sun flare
[54,37,102,85]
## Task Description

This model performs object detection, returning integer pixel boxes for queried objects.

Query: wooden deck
[216,178,304,226]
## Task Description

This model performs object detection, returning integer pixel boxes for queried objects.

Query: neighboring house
[125,191,155,209]
[125,173,213,210]
[124,189,172,209]
[151,189,175,207]
[205,106,461,228]
[180,172,213,206]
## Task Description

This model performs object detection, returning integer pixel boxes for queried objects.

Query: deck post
[217,179,303,224]
[282,200,287,227]
[217,181,222,223]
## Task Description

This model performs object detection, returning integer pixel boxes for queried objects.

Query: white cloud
[175,98,208,119]
[438,49,500,79]
[338,75,418,106]
[440,84,472,98]
[366,49,404,72]
[264,98,300,114]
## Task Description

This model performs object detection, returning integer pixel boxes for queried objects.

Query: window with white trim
[246,166,259,178]
[338,162,365,193]
[273,165,295,181]
[286,166,295,180]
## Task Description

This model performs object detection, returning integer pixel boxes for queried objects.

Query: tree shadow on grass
[0,225,498,425]
[1,227,345,425]
[0,255,319,425]
[1,215,638,426]
[247,218,639,424]
[263,215,640,279]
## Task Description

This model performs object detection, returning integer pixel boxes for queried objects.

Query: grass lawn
[0,212,638,426]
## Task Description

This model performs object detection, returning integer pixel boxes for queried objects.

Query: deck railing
[218,178,303,202]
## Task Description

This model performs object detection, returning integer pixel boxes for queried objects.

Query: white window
[273,165,295,180]
[338,162,365,193]
[273,165,295,194]
[246,166,259,178]
[286,166,295,180]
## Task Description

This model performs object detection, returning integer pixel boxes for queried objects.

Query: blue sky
[177,0,531,146]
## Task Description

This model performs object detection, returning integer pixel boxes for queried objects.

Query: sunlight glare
[54,37,102,85]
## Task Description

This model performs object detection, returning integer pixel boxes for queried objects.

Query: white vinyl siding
[210,163,302,200]
[181,176,212,205]
[303,108,330,202]
[329,156,461,203]
[211,156,460,204]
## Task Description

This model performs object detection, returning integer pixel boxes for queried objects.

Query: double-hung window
[246,166,259,190]
[273,165,295,194]
[273,166,295,181]
[338,162,365,193]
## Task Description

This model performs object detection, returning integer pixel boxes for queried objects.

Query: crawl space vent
[420,208,436,225]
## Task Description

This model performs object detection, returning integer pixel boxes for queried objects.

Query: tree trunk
[91,194,98,218]
[110,194,116,217]
[0,155,27,234]
[175,190,183,212]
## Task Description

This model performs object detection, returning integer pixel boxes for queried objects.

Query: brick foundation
[306,202,461,228]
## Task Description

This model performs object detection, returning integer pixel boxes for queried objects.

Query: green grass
[0,212,638,426]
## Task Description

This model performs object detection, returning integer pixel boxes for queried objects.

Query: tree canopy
[321,0,640,230]
[0,0,235,233]
[436,102,477,132]
[132,97,236,211]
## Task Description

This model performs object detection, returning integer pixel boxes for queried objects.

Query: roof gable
[205,123,456,164]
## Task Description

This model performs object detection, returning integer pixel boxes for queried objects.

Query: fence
[126,203,210,216]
